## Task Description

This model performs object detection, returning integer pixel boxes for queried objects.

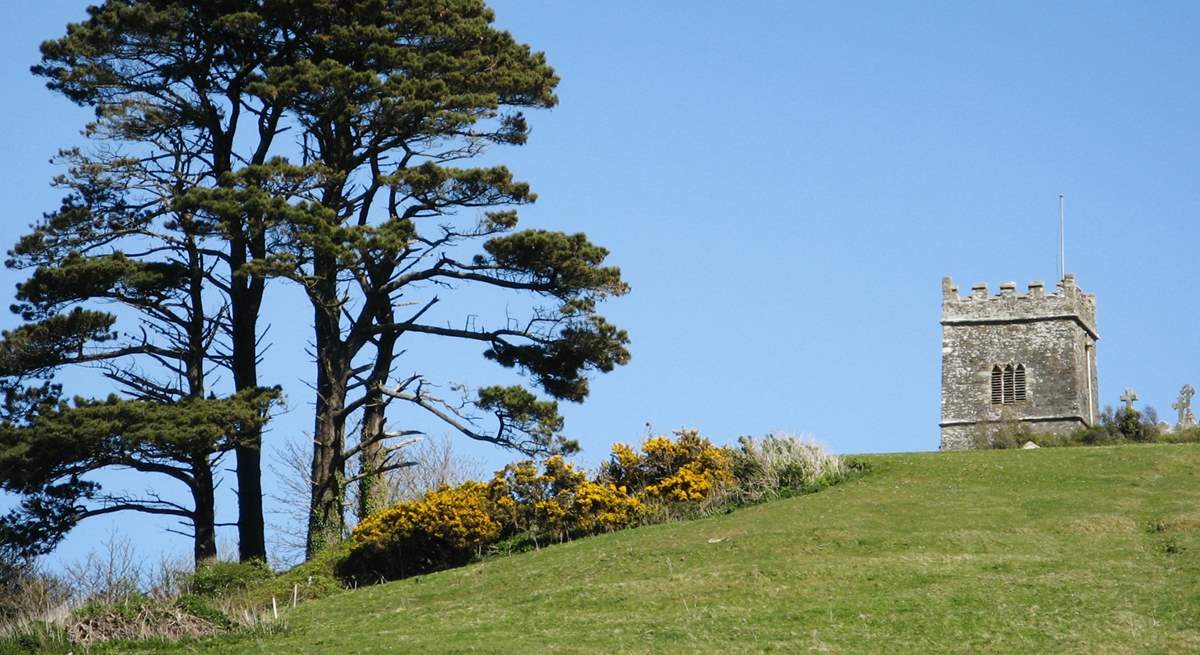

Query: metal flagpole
[1058,193,1065,281]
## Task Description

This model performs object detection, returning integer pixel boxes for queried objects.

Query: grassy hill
[124,444,1199,654]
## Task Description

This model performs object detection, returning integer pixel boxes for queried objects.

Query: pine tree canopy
[11,0,632,560]
[0,388,278,561]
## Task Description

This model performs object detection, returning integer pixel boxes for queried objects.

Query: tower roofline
[940,273,1098,340]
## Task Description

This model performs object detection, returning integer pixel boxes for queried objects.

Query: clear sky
[2,1,1198,567]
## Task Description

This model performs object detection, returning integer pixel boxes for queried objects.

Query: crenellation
[941,275,1098,339]
[942,277,958,302]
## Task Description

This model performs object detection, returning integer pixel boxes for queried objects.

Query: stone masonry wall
[939,274,1099,450]
[940,419,1086,450]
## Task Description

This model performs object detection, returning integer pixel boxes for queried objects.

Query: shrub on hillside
[1061,405,1160,446]
[732,434,846,500]
[973,403,1179,449]
[343,482,501,581]
[1158,427,1200,444]
[187,559,272,598]
[1081,404,1159,443]
[239,544,348,610]
[338,429,860,586]
[1114,407,1159,442]
[488,456,642,544]
[599,429,734,504]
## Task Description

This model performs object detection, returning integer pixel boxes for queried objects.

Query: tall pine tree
[31,1,297,561]
[0,116,280,563]
[247,1,631,556]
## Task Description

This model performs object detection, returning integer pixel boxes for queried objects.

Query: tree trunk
[306,250,349,558]
[306,366,347,557]
[356,311,397,520]
[230,231,268,562]
[192,456,218,564]
[183,230,219,565]
[356,395,389,520]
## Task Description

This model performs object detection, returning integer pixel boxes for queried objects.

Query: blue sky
[2,1,1198,567]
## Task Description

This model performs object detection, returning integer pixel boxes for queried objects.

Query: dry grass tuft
[67,604,222,647]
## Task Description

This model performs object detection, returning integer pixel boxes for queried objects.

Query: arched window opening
[991,363,1028,405]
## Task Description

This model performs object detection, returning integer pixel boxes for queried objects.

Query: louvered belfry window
[991,364,1027,405]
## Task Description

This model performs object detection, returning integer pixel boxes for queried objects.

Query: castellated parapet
[940,273,1099,449]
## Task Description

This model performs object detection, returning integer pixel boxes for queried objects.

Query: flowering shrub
[338,429,857,585]
[344,482,501,580]
[599,429,734,504]
[488,456,642,542]
[570,479,643,534]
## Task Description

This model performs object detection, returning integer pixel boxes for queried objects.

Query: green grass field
[119,444,1200,654]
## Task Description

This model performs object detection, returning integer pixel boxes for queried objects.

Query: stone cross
[1173,384,1196,430]
[1120,388,1138,411]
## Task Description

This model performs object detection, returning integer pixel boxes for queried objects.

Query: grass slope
[129,445,1200,654]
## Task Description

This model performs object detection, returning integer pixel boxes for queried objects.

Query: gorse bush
[172,594,232,629]
[342,429,853,585]
[488,456,643,543]
[241,544,347,609]
[344,482,501,581]
[1114,407,1158,442]
[599,429,734,503]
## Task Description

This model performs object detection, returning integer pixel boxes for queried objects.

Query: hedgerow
[343,430,852,584]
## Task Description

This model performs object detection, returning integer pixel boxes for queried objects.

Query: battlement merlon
[940,273,1098,340]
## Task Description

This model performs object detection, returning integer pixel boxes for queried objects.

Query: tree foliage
[222,0,631,555]
[23,0,297,561]
[0,385,277,563]
[11,0,630,564]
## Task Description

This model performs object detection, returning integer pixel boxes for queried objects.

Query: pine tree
[0,126,280,563]
[31,1,296,561]
[241,1,631,556]
[25,0,632,561]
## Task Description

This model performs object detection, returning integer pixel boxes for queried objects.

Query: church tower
[939,273,1099,449]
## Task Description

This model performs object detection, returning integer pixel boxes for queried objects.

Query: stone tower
[939,273,1099,449]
